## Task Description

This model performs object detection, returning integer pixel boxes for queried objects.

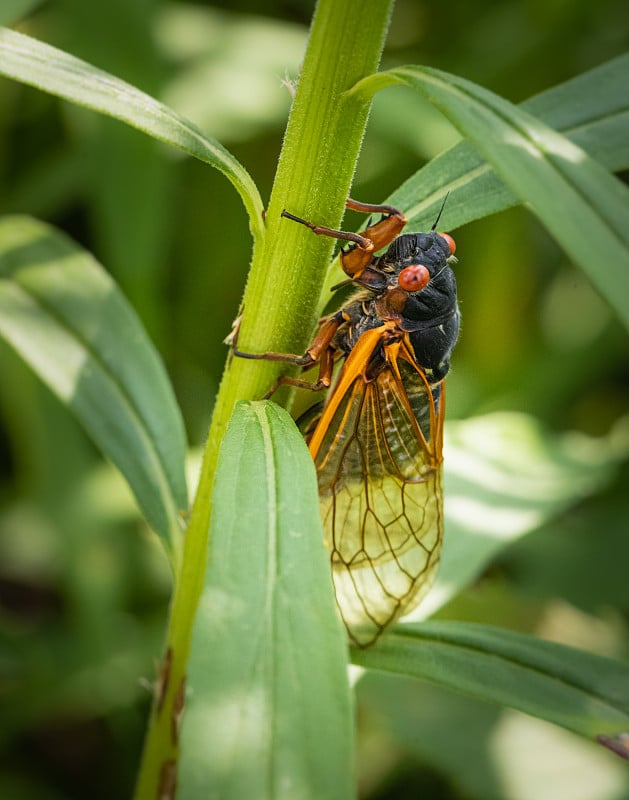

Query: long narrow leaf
[0,27,264,240]
[351,63,629,329]
[0,216,187,554]
[178,401,353,800]
[387,52,629,233]
[352,621,629,748]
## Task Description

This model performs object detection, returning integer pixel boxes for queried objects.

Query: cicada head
[377,231,460,383]
[383,231,455,279]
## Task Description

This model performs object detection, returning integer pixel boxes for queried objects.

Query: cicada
[236,199,460,646]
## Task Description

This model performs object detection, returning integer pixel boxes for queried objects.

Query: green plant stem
[133,1,394,796]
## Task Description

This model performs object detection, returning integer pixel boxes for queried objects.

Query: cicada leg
[281,199,407,280]
[343,198,406,275]
[231,310,346,399]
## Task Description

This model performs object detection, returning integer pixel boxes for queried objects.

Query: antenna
[431,192,451,231]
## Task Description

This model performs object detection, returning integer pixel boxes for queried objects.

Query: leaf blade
[0,215,187,552]
[353,620,629,743]
[179,401,353,800]
[0,27,264,240]
[386,52,629,233]
[397,66,629,327]
[352,61,629,328]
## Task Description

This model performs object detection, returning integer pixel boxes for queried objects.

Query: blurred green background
[1,1,628,798]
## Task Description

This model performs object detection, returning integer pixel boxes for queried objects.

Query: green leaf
[178,401,353,800]
[352,621,629,744]
[0,27,264,240]
[418,412,628,619]
[0,216,187,554]
[352,62,629,329]
[387,52,629,233]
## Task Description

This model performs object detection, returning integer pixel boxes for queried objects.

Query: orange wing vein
[308,326,445,647]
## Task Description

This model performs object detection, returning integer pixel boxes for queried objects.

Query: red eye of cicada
[438,232,456,255]
[398,264,430,292]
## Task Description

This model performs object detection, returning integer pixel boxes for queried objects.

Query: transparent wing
[310,336,444,647]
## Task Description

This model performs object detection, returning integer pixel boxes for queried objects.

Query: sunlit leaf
[351,62,629,329]
[0,216,187,553]
[179,401,353,800]
[0,27,264,240]
[387,52,629,233]
[353,620,629,745]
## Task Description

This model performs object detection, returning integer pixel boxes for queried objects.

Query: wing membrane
[310,332,444,647]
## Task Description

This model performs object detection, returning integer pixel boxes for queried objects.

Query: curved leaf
[387,52,629,233]
[0,216,187,554]
[352,621,629,746]
[179,401,353,800]
[0,27,264,240]
[351,63,629,329]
